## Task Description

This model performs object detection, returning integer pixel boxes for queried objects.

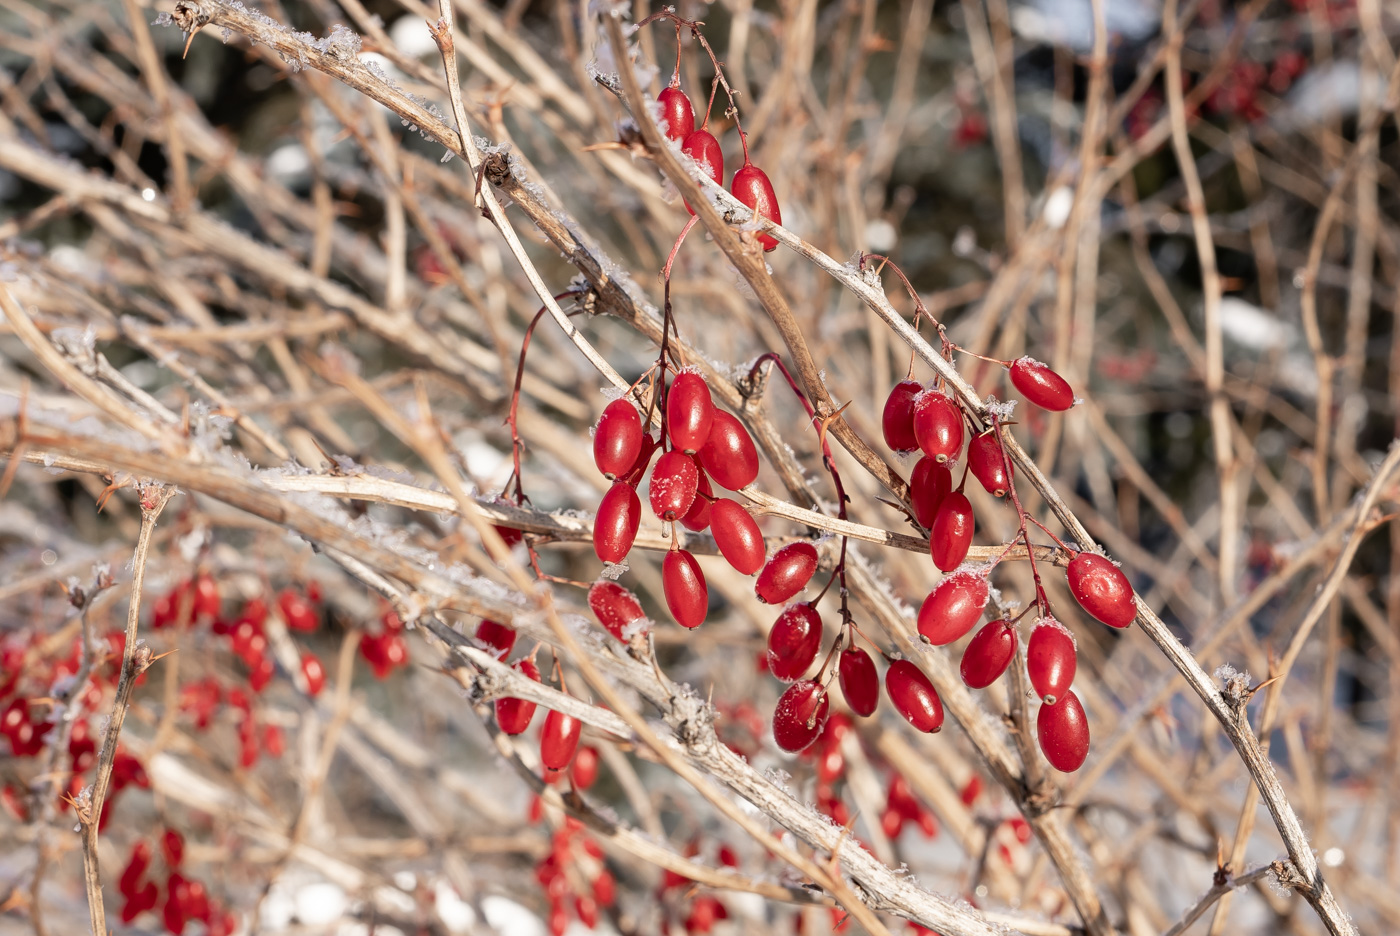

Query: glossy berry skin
[882,380,923,453]
[496,659,540,735]
[960,620,1017,689]
[300,653,326,696]
[885,660,944,733]
[838,646,879,717]
[910,457,952,528]
[698,411,759,490]
[1067,553,1137,628]
[917,571,989,645]
[772,679,830,753]
[968,431,1012,497]
[1009,357,1075,411]
[663,549,708,629]
[680,470,713,532]
[681,129,724,216]
[476,619,516,660]
[711,499,765,575]
[588,580,646,641]
[594,399,643,479]
[766,603,823,682]
[594,481,641,563]
[649,450,700,521]
[667,372,715,453]
[657,85,695,142]
[540,707,583,770]
[731,163,782,251]
[930,491,974,572]
[755,542,819,604]
[912,392,964,463]
[1027,619,1077,703]
[1037,689,1089,771]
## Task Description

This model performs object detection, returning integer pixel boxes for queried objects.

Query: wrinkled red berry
[1067,552,1136,628]
[755,542,819,604]
[1037,689,1089,771]
[885,659,944,733]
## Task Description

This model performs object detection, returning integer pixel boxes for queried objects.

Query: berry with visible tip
[1067,552,1137,628]
[681,129,724,216]
[917,570,990,645]
[1027,619,1077,704]
[930,491,974,572]
[710,499,765,575]
[755,542,819,604]
[496,659,540,735]
[885,659,944,733]
[1037,689,1089,771]
[663,549,708,629]
[680,469,714,532]
[588,580,646,641]
[1009,357,1075,411]
[960,620,1017,689]
[698,411,759,490]
[882,380,923,453]
[649,450,700,521]
[912,392,964,463]
[909,457,952,528]
[540,707,582,771]
[594,481,641,563]
[731,162,782,251]
[666,372,715,453]
[657,85,695,142]
[968,431,1012,497]
[772,679,830,752]
[300,653,326,696]
[593,399,643,479]
[765,603,823,682]
[476,619,516,660]
[838,645,879,717]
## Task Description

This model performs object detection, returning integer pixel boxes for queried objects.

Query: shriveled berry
[1009,357,1075,411]
[300,653,326,696]
[657,85,695,142]
[917,570,989,645]
[594,399,643,479]
[968,430,1012,497]
[930,491,974,572]
[755,542,819,604]
[663,549,708,629]
[1037,689,1089,771]
[496,659,540,735]
[710,499,765,575]
[698,411,758,490]
[1067,553,1137,628]
[1027,618,1077,704]
[667,372,715,453]
[476,620,516,660]
[731,162,782,251]
[680,470,713,532]
[772,679,829,753]
[588,580,646,641]
[885,659,944,733]
[838,646,879,717]
[909,457,952,528]
[765,603,822,682]
[960,620,1017,689]
[912,391,964,463]
[541,708,582,770]
[650,450,700,521]
[594,481,641,563]
[881,380,922,453]
[681,129,724,215]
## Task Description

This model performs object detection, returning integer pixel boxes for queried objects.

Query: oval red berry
[588,580,647,642]
[968,430,1012,497]
[496,659,539,735]
[838,646,879,717]
[1027,618,1077,703]
[662,549,708,629]
[959,620,1017,689]
[772,679,829,753]
[766,603,823,682]
[710,499,765,575]
[930,491,974,572]
[540,708,582,770]
[594,481,641,563]
[657,85,695,142]
[666,372,714,454]
[882,380,922,453]
[909,457,952,528]
[731,163,782,251]
[680,469,713,532]
[649,450,700,521]
[1009,357,1075,412]
[885,659,944,733]
[755,542,819,604]
[594,399,643,479]
[912,392,964,463]
[1067,553,1136,628]
[697,410,759,491]
[681,129,724,215]
[1037,689,1089,771]
[917,571,989,645]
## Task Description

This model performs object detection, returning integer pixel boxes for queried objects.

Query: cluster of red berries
[1206,50,1310,121]
[118,831,236,934]
[483,619,594,781]
[532,817,616,936]
[360,607,410,680]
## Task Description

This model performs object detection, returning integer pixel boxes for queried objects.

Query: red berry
[247,654,275,693]
[960,620,1017,689]
[1067,552,1137,628]
[649,450,700,521]
[881,380,922,453]
[278,589,319,632]
[710,499,765,575]
[120,840,152,897]
[680,470,714,532]
[540,708,582,771]
[1027,618,1077,703]
[731,163,782,251]
[300,653,326,696]
[662,549,708,629]
[912,391,964,463]
[191,574,220,620]
[496,659,540,735]
[968,430,1012,497]
[838,646,879,717]
[772,679,829,753]
[594,481,642,563]
[884,659,944,733]
[755,542,819,604]
[697,410,759,490]
[657,85,695,142]
[571,745,600,789]
[681,129,724,216]
[909,457,951,528]
[667,372,715,453]
[587,580,646,641]
[1037,689,1089,771]
[917,570,989,645]
[1008,357,1075,411]
[765,603,823,682]
[930,491,974,572]
[476,619,517,660]
[594,399,643,479]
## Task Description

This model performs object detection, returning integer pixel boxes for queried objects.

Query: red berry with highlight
[912,392,964,463]
[765,603,823,682]
[681,129,724,216]
[882,380,922,453]
[300,653,326,696]
[588,580,646,642]
[278,589,318,632]
[649,450,700,521]
[540,708,582,771]
[657,85,695,142]
[594,481,641,563]
[930,491,974,572]
[1027,618,1077,704]
[476,619,516,660]
[496,659,540,735]
[731,163,782,251]
[1067,553,1137,628]
[710,499,765,575]
[594,399,643,479]
[1037,689,1089,771]
[909,457,952,528]
[698,411,759,490]
[960,620,1017,689]
[666,372,714,453]
[1009,357,1075,411]
[571,746,600,789]
[755,542,819,604]
[838,646,879,717]
[772,679,829,753]
[917,570,989,645]
[885,659,944,733]
[968,430,1012,497]
[663,549,708,629]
